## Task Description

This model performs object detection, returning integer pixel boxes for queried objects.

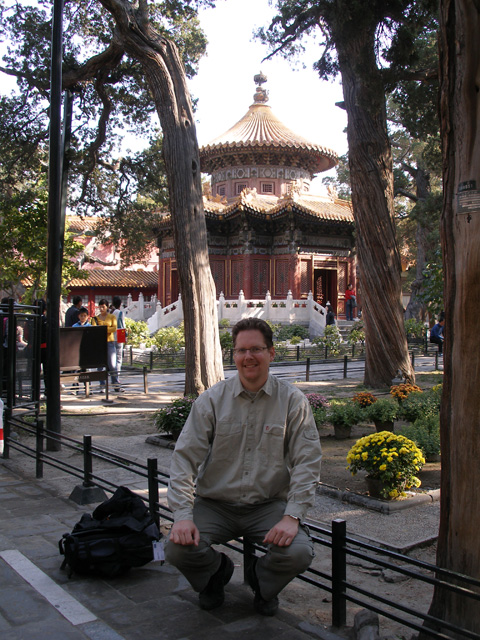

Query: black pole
[331,518,347,627]
[45,0,64,451]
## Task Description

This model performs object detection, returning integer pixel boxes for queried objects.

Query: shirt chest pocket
[259,423,286,460]
[211,421,244,461]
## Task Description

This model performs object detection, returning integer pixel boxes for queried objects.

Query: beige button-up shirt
[168,374,322,523]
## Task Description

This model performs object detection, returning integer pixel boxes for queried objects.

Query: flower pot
[333,424,352,440]
[373,419,394,432]
[366,476,388,499]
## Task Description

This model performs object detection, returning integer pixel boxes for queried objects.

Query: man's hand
[263,515,299,547]
[169,519,200,546]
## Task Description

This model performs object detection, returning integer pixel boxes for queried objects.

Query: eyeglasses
[233,346,269,356]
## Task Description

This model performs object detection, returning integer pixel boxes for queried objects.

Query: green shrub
[397,414,440,460]
[219,318,230,329]
[276,324,309,341]
[327,400,360,428]
[124,318,151,347]
[348,322,365,345]
[219,330,233,355]
[151,325,185,353]
[153,395,196,440]
[400,388,440,423]
[365,398,399,423]
[313,325,342,356]
[289,335,302,345]
[404,318,426,339]
[312,406,328,427]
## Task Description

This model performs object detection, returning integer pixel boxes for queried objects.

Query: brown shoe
[199,553,234,610]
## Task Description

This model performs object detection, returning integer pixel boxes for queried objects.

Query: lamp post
[45,0,65,451]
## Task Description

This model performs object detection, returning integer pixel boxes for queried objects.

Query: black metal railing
[2,415,477,640]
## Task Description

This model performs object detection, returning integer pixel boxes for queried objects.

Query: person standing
[111,296,125,387]
[166,318,322,616]
[91,299,121,392]
[325,304,336,326]
[65,296,83,327]
[345,284,356,321]
[72,308,91,327]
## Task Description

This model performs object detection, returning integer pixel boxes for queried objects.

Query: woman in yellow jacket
[92,298,122,392]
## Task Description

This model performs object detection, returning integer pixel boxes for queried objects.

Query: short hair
[72,295,82,306]
[112,296,122,309]
[78,307,88,315]
[231,318,273,348]
[98,298,109,307]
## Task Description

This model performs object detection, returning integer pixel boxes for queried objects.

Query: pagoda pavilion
[157,73,356,317]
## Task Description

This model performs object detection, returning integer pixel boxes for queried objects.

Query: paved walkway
[0,361,442,639]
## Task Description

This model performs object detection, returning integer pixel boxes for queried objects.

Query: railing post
[243,538,256,584]
[296,345,300,361]
[130,345,133,366]
[332,518,347,628]
[306,357,310,382]
[36,419,44,479]
[143,366,149,394]
[435,351,439,370]
[352,344,355,358]
[324,345,328,359]
[148,457,159,528]
[411,351,415,369]
[343,355,348,379]
[83,435,94,488]
[149,350,154,371]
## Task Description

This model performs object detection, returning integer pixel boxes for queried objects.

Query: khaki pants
[165,497,314,601]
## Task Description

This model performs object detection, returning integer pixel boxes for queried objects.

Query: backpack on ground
[59,486,161,578]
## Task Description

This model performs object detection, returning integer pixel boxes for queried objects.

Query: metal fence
[2,416,479,640]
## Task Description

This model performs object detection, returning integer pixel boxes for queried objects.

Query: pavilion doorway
[314,269,338,311]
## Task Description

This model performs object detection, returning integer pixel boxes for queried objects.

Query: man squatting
[166,318,322,615]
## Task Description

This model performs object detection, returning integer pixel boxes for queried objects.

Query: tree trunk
[405,167,430,322]
[98,0,223,395]
[425,0,480,635]
[331,13,414,387]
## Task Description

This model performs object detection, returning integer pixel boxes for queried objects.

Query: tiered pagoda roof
[200,72,337,176]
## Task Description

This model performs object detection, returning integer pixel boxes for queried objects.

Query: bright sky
[189,0,348,193]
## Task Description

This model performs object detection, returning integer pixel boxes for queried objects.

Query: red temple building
[157,73,356,318]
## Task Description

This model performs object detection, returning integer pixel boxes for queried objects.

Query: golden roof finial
[253,71,268,104]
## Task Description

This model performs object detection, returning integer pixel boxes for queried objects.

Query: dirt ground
[59,411,440,495]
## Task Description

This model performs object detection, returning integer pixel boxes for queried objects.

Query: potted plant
[390,383,422,402]
[346,432,425,499]
[256,302,264,307]
[365,398,399,432]
[232,303,238,308]
[279,302,286,308]
[327,400,360,439]
[352,391,377,409]
[305,393,330,429]
[153,395,196,441]
[397,414,441,462]
[272,302,278,308]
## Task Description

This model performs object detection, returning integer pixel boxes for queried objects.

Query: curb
[316,482,440,514]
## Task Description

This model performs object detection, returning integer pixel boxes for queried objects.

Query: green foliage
[327,400,360,428]
[0,190,85,299]
[266,321,281,338]
[365,399,399,423]
[419,251,444,316]
[404,318,426,339]
[289,335,302,345]
[0,0,209,261]
[219,330,233,356]
[313,325,342,356]
[398,414,440,460]
[124,318,151,347]
[151,325,185,353]
[153,395,196,441]
[347,432,426,499]
[399,387,441,423]
[275,324,309,341]
[348,323,365,345]
[218,319,230,329]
